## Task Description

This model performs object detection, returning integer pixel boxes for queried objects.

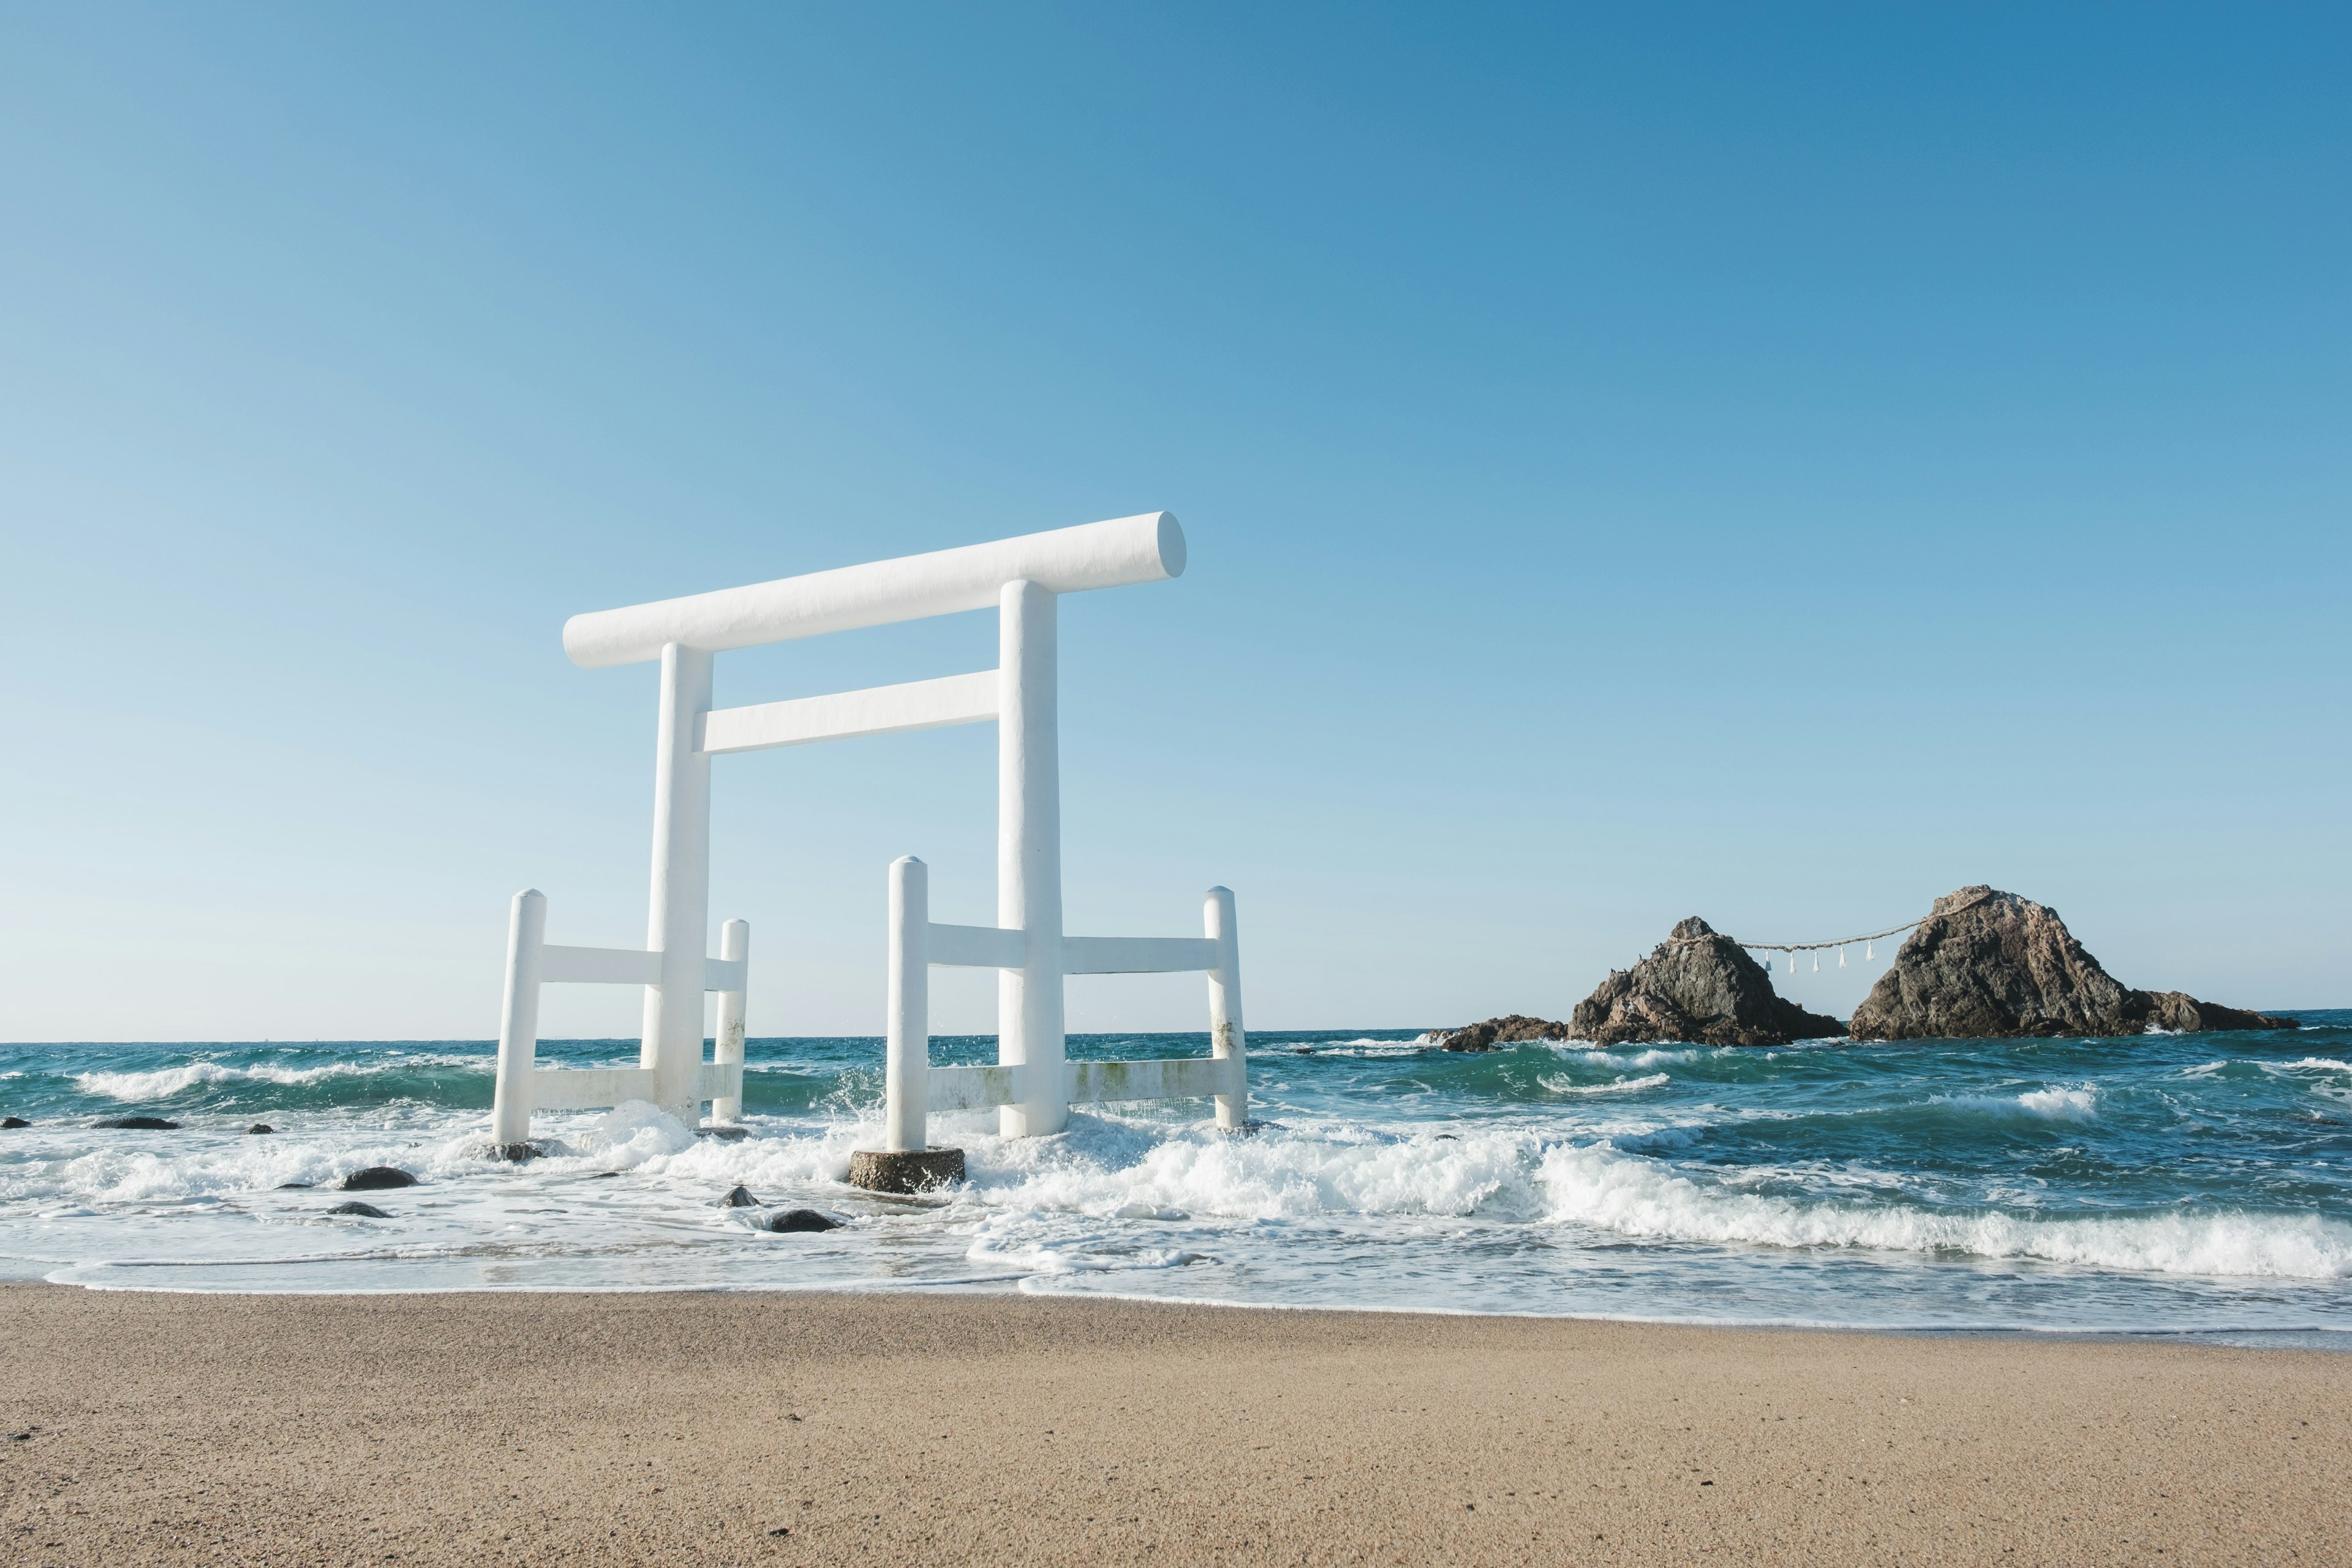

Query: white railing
[881,856,1247,1153]
[489,889,750,1150]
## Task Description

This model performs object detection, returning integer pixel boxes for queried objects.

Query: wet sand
[1,1283,2345,1566]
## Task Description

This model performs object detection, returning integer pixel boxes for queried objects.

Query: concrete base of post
[848,1147,966,1194]
[488,1141,545,1163]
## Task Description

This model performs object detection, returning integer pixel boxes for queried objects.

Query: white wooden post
[998,579,1068,1137]
[642,641,714,1125]
[1205,885,1248,1131]
[886,856,930,1152]
[711,917,750,1124]
[491,888,547,1152]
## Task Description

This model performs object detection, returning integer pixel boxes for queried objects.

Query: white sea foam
[2015,1086,2098,1120]
[953,1117,1551,1225]
[1566,1046,1709,1069]
[1934,1085,2098,1121]
[1539,1072,1672,1097]
[1298,1038,1434,1058]
[1536,1142,2352,1278]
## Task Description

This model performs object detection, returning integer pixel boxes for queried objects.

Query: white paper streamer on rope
[1707,889,1992,974]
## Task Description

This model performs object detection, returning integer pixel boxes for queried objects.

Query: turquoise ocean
[4,1015,2349,1341]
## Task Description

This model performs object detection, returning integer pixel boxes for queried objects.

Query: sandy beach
[0,1285,2343,1566]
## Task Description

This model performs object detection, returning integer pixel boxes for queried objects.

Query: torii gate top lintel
[560,511,1185,669]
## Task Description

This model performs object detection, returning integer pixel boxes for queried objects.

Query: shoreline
[5,1281,2348,1565]
[24,1271,2352,1352]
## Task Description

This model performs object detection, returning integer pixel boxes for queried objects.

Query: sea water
[4,1016,2350,1340]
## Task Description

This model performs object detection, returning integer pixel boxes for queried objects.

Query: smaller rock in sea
[1,1116,28,1129]
[247,1123,275,1135]
[1429,1015,1574,1052]
[326,1201,391,1219]
[95,1115,180,1130]
[766,1209,842,1234]
[340,1166,418,1191]
[276,1182,315,1189]
[718,1184,760,1208]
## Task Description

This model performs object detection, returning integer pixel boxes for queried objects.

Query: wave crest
[1537,1143,2352,1279]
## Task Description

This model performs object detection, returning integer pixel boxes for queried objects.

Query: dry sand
[2,1283,2346,1566]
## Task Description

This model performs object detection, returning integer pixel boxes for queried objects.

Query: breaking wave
[1536,1142,2352,1278]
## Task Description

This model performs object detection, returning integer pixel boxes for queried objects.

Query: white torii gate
[488,512,1248,1178]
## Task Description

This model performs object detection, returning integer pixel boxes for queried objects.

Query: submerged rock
[1428,1014,1573,1052]
[765,1208,842,1234]
[339,1166,418,1191]
[1848,886,2299,1041]
[246,1123,275,1135]
[1570,918,1845,1047]
[94,1115,179,1130]
[1,1117,28,1129]
[326,1200,391,1219]
[717,1184,760,1208]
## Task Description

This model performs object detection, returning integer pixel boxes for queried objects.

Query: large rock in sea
[1847,886,2299,1041]
[1430,919,1844,1050]
[1569,918,1845,1047]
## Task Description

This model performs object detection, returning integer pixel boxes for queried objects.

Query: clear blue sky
[3,3,2345,1042]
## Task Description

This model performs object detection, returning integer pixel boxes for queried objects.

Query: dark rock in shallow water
[1429,1014,1573,1052]
[1570,918,1845,1048]
[1,1117,28,1129]
[95,1115,180,1130]
[340,1166,418,1191]
[326,1200,391,1219]
[276,1182,315,1189]
[246,1123,275,1135]
[765,1208,842,1233]
[695,1125,749,1142]
[718,1184,760,1208]
[1847,886,2300,1041]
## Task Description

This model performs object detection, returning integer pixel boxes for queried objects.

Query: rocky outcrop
[1429,1014,1574,1052]
[94,1115,179,1130]
[1570,918,1845,1047]
[766,1209,842,1233]
[1431,919,1844,1050]
[1848,886,2299,1041]
[2138,992,2296,1033]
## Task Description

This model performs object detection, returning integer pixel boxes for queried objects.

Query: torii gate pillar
[642,642,715,1121]
[997,579,1066,1135]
